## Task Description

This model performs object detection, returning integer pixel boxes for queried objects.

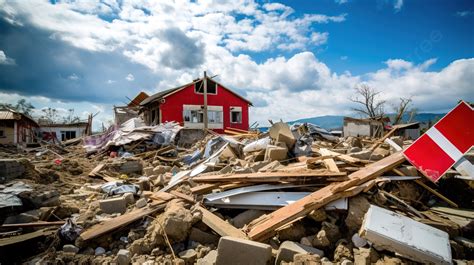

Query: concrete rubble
[0,119,473,265]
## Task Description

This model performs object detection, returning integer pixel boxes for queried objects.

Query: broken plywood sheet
[360,205,452,265]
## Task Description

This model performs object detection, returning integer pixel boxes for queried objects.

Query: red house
[140,76,252,133]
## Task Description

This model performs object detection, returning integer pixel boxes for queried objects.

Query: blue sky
[266,0,474,74]
[0,0,472,129]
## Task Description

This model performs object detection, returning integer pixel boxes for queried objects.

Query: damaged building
[140,75,252,133]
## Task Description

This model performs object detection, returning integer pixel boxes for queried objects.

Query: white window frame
[230,106,242,124]
[183,105,223,129]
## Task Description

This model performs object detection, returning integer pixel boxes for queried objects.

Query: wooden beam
[170,190,196,203]
[88,163,105,177]
[79,202,166,241]
[320,148,340,173]
[0,221,68,228]
[315,148,363,164]
[192,171,347,183]
[0,229,56,247]
[197,205,247,239]
[246,152,405,241]
[370,127,397,151]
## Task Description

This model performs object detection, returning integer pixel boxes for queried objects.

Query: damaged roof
[140,77,253,106]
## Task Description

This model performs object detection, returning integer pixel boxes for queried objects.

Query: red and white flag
[403,101,474,182]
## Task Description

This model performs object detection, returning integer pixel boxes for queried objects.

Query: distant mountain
[290,115,344,130]
[258,113,446,131]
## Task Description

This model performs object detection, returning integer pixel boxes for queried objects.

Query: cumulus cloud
[0,50,15,65]
[126,74,135,81]
[0,0,471,129]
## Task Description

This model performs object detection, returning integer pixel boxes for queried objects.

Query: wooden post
[203,71,208,129]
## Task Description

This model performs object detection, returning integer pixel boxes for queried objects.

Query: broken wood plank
[79,202,166,241]
[170,190,196,203]
[197,205,247,239]
[0,221,68,228]
[88,163,105,177]
[370,127,397,151]
[190,183,221,194]
[320,148,340,173]
[246,152,405,241]
[315,148,364,165]
[192,171,347,183]
[0,229,56,247]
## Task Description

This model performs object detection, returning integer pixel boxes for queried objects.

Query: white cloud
[0,1,471,128]
[394,0,404,12]
[335,0,348,4]
[125,73,135,81]
[68,73,79,80]
[0,1,346,67]
[0,50,15,65]
[456,10,474,17]
[340,56,348,60]
[310,32,329,45]
[0,92,114,131]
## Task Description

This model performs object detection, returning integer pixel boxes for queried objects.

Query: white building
[39,122,89,142]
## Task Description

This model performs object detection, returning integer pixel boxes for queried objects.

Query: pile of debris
[0,119,473,265]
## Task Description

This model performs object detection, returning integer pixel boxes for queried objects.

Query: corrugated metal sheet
[0,110,16,120]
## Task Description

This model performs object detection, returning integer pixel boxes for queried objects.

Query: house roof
[39,122,89,128]
[128,91,149,107]
[0,108,39,126]
[140,77,253,106]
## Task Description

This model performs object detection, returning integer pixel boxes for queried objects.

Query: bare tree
[392,97,417,125]
[350,84,385,119]
[41,107,59,123]
[0,99,35,116]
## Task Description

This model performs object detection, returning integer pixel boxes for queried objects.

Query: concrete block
[0,159,26,184]
[143,166,154,176]
[117,249,131,265]
[216,236,272,265]
[360,205,452,264]
[276,241,324,264]
[99,197,127,214]
[232,209,266,228]
[123,193,135,205]
[197,250,217,265]
[276,133,296,148]
[135,198,147,208]
[153,165,171,175]
[119,160,143,174]
[63,244,79,253]
[264,145,288,161]
[189,228,219,245]
[137,178,150,191]
[179,249,197,264]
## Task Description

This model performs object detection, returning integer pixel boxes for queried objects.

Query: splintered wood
[197,205,248,239]
[80,202,166,241]
[246,152,406,241]
[192,171,347,183]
